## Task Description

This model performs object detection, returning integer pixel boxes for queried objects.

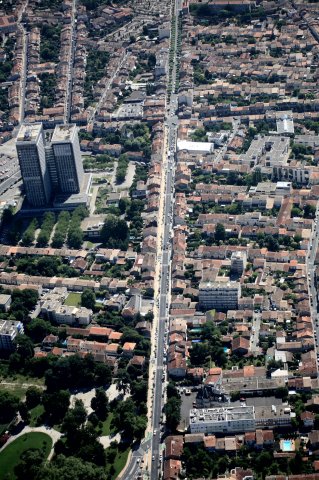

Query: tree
[14,335,34,361]
[0,391,21,423]
[112,398,146,440]
[81,288,96,310]
[252,167,262,185]
[190,342,211,366]
[67,228,83,249]
[26,318,53,343]
[19,402,30,423]
[264,235,279,252]
[116,369,131,394]
[304,203,316,219]
[130,380,147,403]
[94,363,112,386]
[227,170,238,184]
[100,215,129,247]
[62,399,87,436]
[35,455,108,480]
[91,388,109,421]
[15,449,45,480]
[42,390,70,424]
[25,386,42,409]
[165,396,181,431]
[215,223,225,241]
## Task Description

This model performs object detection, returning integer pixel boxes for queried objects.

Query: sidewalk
[0,425,61,461]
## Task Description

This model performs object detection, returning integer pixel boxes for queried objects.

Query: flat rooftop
[190,406,255,423]
[17,124,42,143]
[51,124,77,143]
[199,280,240,290]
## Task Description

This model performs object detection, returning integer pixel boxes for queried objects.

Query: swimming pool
[190,328,202,333]
[281,439,295,452]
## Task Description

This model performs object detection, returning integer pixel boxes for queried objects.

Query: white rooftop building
[190,406,256,434]
[177,140,214,154]
[276,111,294,135]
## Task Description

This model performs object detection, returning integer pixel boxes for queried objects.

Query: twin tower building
[16,123,86,208]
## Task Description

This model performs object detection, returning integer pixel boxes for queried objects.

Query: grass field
[29,404,45,427]
[0,384,29,400]
[101,412,115,436]
[0,432,52,480]
[64,292,81,307]
[111,445,130,480]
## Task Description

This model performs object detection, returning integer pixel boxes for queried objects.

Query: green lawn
[0,432,52,480]
[111,445,130,480]
[0,374,44,387]
[29,404,45,427]
[0,384,29,400]
[64,292,81,307]
[101,412,115,436]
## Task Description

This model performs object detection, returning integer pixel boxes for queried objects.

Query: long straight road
[118,1,181,479]
[149,0,181,476]
[307,208,319,368]
[64,0,77,123]
[87,52,129,127]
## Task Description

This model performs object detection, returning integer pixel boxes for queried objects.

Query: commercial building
[51,124,84,194]
[0,320,24,351]
[177,140,214,154]
[16,124,52,207]
[199,280,241,310]
[190,406,256,434]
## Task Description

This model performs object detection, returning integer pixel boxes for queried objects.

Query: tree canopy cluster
[21,219,38,247]
[15,255,79,278]
[189,321,227,367]
[100,214,129,249]
[67,206,88,249]
[37,212,55,247]
[52,211,70,248]
[115,154,129,184]
[165,383,181,431]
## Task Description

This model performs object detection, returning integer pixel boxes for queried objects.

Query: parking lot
[179,389,197,431]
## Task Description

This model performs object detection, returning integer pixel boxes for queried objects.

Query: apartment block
[199,280,241,310]
[230,251,247,276]
[0,320,24,351]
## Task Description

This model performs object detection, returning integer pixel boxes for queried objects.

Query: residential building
[0,320,24,351]
[0,294,12,312]
[199,280,241,310]
[231,251,247,276]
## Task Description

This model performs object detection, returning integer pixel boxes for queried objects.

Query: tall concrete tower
[16,123,52,207]
[51,124,84,194]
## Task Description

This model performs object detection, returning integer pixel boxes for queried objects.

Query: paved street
[250,313,261,354]
[307,208,319,366]
[64,0,77,123]
[119,1,181,478]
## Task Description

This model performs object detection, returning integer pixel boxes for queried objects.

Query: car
[152,455,155,461]
[153,430,157,436]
